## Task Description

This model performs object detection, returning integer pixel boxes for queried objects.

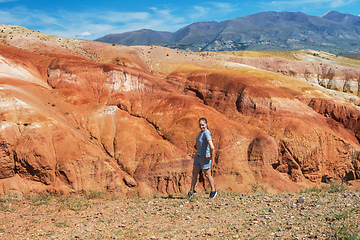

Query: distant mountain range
[95,11,360,55]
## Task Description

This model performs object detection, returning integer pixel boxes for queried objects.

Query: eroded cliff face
[1,26,360,196]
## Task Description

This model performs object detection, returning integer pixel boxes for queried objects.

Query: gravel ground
[0,188,359,239]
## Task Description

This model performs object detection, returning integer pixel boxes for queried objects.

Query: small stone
[325,216,332,222]
[269,208,276,213]
[206,227,217,236]
[296,198,305,204]
[307,235,317,239]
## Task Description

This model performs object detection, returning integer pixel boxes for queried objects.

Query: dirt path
[0,189,359,239]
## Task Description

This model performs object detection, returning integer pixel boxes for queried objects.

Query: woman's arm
[206,140,215,160]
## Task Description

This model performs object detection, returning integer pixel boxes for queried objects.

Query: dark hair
[199,117,207,124]
[198,117,209,129]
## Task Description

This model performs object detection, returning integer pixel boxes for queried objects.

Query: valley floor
[0,187,359,239]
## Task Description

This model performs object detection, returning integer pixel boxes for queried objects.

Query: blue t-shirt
[196,129,212,157]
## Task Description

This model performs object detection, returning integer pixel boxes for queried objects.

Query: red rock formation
[1,28,360,196]
[166,66,360,187]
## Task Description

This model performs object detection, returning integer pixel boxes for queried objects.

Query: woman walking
[188,117,217,199]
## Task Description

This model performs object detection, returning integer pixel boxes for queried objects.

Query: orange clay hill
[1,24,360,196]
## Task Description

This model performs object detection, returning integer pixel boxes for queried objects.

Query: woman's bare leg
[190,166,201,191]
[203,168,215,192]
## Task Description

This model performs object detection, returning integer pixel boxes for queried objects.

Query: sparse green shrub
[29,191,53,206]
[0,193,23,212]
[248,182,268,193]
[329,205,360,239]
[0,203,10,212]
[301,181,347,194]
[334,208,358,220]
[57,195,89,211]
[331,222,360,240]
[54,221,69,228]
[83,190,108,200]
[326,180,347,193]
[300,186,323,194]
[90,190,121,201]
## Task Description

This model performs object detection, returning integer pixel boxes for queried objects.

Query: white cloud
[76,31,93,37]
[5,0,357,41]
[0,6,59,30]
[266,0,358,10]
[328,0,355,8]
[0,2,242,40]
[97,11,149,23]
[210,2,240,15]
[150,7,185,24]
[189,2,240,21]
[191,6,210,19]
[0,10,19,24]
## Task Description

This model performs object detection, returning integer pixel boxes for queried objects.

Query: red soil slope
[1,26,360,196]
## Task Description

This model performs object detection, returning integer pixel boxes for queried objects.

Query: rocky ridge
[96,11,360,55]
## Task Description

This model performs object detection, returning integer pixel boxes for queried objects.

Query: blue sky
[0,0,359,40]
